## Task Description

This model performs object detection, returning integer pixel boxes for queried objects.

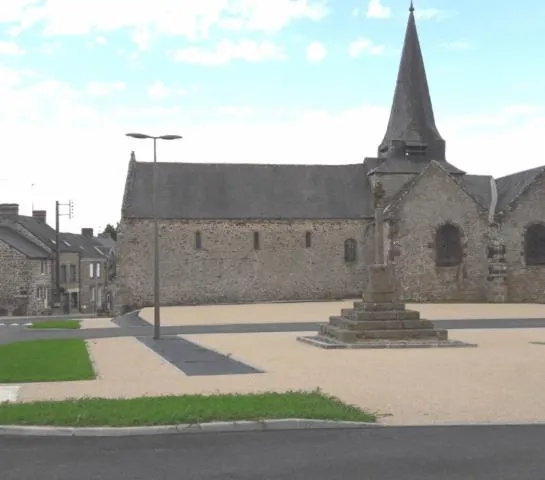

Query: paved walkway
[3,302,545,426]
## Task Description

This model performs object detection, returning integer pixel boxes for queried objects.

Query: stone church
[117,5,545,312]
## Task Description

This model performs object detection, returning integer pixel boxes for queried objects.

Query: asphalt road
[2,425,545,479]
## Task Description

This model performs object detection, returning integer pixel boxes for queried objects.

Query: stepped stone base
[297,335,477,349]
[299,264,477,350]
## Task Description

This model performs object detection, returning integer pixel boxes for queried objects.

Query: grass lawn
[29,320,81,330]
[0,391,377,426]
[0,339,95,383]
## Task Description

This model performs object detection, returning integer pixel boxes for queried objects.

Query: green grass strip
[0,391,377,426]
[29,320,81,330]
[0,339,95,383]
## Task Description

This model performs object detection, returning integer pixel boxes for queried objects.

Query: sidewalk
[13,327,545,426]
[138,302,545,327]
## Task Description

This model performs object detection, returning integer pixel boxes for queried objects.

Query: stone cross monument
[297,181,476,349]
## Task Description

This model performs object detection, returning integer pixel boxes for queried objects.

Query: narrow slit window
[344,238,357,263]
[305,231,312,248]
[195,231,202,250]
[253,231,260,250]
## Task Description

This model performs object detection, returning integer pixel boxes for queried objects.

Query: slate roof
[0,226,50,259]
[459,174,493,210]
[365,157,465,175]
[495,166,545,213]
[122,161,376,220]
[62,233,107,260]
[15,216,78,253]
[378,5,446,161]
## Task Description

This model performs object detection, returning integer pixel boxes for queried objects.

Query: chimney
[32,210,47,223]
[81,228,94,239]
[0,203,19,217]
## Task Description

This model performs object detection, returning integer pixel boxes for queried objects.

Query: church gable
[384,161,488,218]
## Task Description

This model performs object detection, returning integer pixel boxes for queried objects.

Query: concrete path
[139,302,545,326]
[3,426,545,479]
[10,328,545,426]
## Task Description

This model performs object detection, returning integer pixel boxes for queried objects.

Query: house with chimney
[0,204,115,315]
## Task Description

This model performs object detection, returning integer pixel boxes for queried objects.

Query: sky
[0,0,544,234]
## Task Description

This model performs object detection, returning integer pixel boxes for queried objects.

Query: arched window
[524,223,545,266]
[344,238,357,263]
[435,223,463,267]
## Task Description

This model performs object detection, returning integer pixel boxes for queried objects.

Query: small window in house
[305,231,312,248]
[253,231,260,250]
[90,286,96,302]
[96,262,101,278]
[524,223,545,266]
[41,261,46,274]
[344,238,357,263]
[61,265,67,282]
[70,264,77,282]
[435,223,463,267]
[63,240,71,247]
[89,263,94,279]
[195,231,202,250]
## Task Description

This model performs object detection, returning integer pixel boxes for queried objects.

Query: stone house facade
[0,224,52,316]
[116,6,545,311]
[0,205,113,315]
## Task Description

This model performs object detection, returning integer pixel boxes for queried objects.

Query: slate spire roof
[378,2,446,162]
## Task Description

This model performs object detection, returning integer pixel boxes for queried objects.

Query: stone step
[353,301,406,312]
[340,309,421,321]
[320,325,448,343]
[329,316,434,331]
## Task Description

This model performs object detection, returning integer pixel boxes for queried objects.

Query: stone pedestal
[298,263,476,349]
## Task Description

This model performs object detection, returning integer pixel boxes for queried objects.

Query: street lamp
[126,132,183,340]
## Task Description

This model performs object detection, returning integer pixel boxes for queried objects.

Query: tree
[102,223,118,241]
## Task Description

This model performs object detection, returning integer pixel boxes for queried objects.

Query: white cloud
[0,41,25,55]
[86,81,126,97]
[352,7,360,16]
[442,40,471,51]
[306,41,327,62]
[0,64,545,238]
[366,0,391,19]
[174,39,285,66]
[95,36,107,45]
[148,80,170,100]
[348,38,385,57]
[1,0,329,46]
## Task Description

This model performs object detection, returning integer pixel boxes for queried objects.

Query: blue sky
[0,0,544,233]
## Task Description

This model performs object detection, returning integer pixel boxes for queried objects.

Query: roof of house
[61,233,108,260]
[122,160,376,220]
[15,216,78,253]
[0,226,50,259]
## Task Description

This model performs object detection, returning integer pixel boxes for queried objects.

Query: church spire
[377,1,446,162]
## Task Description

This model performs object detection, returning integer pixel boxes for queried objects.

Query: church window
[435,223,463,267]
[524,223,545,266]
[195,231,202,250]
[344,238,357,263]
[305,231,312,248]
[253,231,260,250]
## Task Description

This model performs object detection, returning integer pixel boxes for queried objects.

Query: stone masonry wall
[117,219,373,310]
[0,241,51,315]
[501,172,545,302]
[391,166,490,301]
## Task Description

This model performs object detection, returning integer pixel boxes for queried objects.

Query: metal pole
[55,200,61,309]
[153,137,160,340]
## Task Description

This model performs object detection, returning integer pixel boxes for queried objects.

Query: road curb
[0,419,382,437]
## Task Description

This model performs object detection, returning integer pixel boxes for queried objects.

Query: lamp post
[125,133,183,340]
